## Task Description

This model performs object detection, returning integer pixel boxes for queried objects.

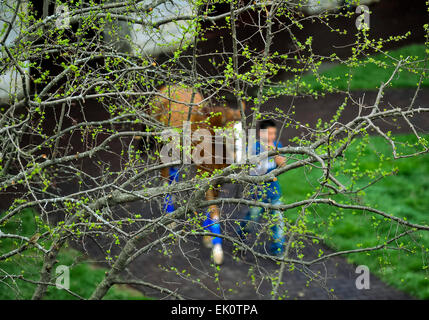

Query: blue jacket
[250,140,283,202]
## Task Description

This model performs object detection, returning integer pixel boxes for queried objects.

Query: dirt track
[2,88,426,300]
[128,88,428,300]
[71,88,428,300]
[114,186,415,300]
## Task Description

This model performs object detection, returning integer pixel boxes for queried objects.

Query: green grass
[0,208,148,300]
[278,133,429,299]
[266,43,429,95]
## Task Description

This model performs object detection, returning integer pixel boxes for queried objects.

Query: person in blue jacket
[237,119,287,257]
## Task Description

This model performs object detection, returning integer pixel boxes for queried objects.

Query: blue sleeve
[248,141,261,156]
[256,141,261,155]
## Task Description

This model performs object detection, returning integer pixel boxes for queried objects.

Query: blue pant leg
[168,167,179,184]
[269,199,286,255]
[203,212,222,245]
[237,204,264,238]
[163,167,179,214]
[163,194,175,214]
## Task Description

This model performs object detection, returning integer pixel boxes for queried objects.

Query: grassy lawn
[0,208,147,300]
[264,43,429,96]
[278,133,429,299]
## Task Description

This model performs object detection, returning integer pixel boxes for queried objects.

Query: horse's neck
[201,106,226,127]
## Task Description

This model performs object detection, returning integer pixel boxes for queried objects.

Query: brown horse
[149,84,244,265]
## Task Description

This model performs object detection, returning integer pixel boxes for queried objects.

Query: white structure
[0,0,30,105]
[103,0,197,56]
[296,0,380,15]
[0,0,197,105]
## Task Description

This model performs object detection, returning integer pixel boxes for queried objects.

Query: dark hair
[259,119,276,130]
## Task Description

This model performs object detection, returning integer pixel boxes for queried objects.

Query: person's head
[259,119,277,146]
